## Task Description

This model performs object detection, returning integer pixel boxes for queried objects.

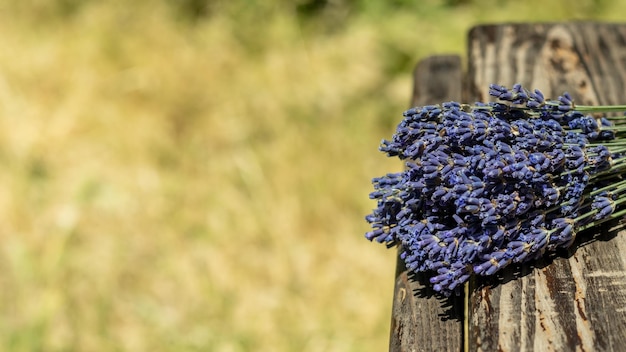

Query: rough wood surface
[466,23,626,352]
[389,55,464,352]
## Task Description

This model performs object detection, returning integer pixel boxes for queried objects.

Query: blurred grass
[0,0,625,351]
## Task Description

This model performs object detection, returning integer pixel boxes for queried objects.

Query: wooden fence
[390,22,626,352]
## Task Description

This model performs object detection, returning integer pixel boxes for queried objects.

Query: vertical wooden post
[389,55,464,352]
[465,23,626,351]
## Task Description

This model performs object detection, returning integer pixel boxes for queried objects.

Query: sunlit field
[1,1,625,351]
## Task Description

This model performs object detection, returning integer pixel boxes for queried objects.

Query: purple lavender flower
[366,84,626,296]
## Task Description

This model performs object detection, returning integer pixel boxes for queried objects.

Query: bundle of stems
[365,84,626,295]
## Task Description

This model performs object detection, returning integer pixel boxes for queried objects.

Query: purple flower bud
[592,196,615,220]
[489,84,508,98]
[558,92,574,112]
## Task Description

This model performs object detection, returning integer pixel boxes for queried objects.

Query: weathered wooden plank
[389,55,464,352]
[466,23,626,352]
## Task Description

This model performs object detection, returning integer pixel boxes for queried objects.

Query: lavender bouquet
[365,84,626,296]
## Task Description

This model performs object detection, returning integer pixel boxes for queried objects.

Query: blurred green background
[0,0,624,351]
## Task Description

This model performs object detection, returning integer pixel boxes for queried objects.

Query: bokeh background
[1,0,625,351]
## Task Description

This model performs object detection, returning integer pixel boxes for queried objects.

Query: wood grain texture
[466,23,626,352]
[389,56,464,352]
